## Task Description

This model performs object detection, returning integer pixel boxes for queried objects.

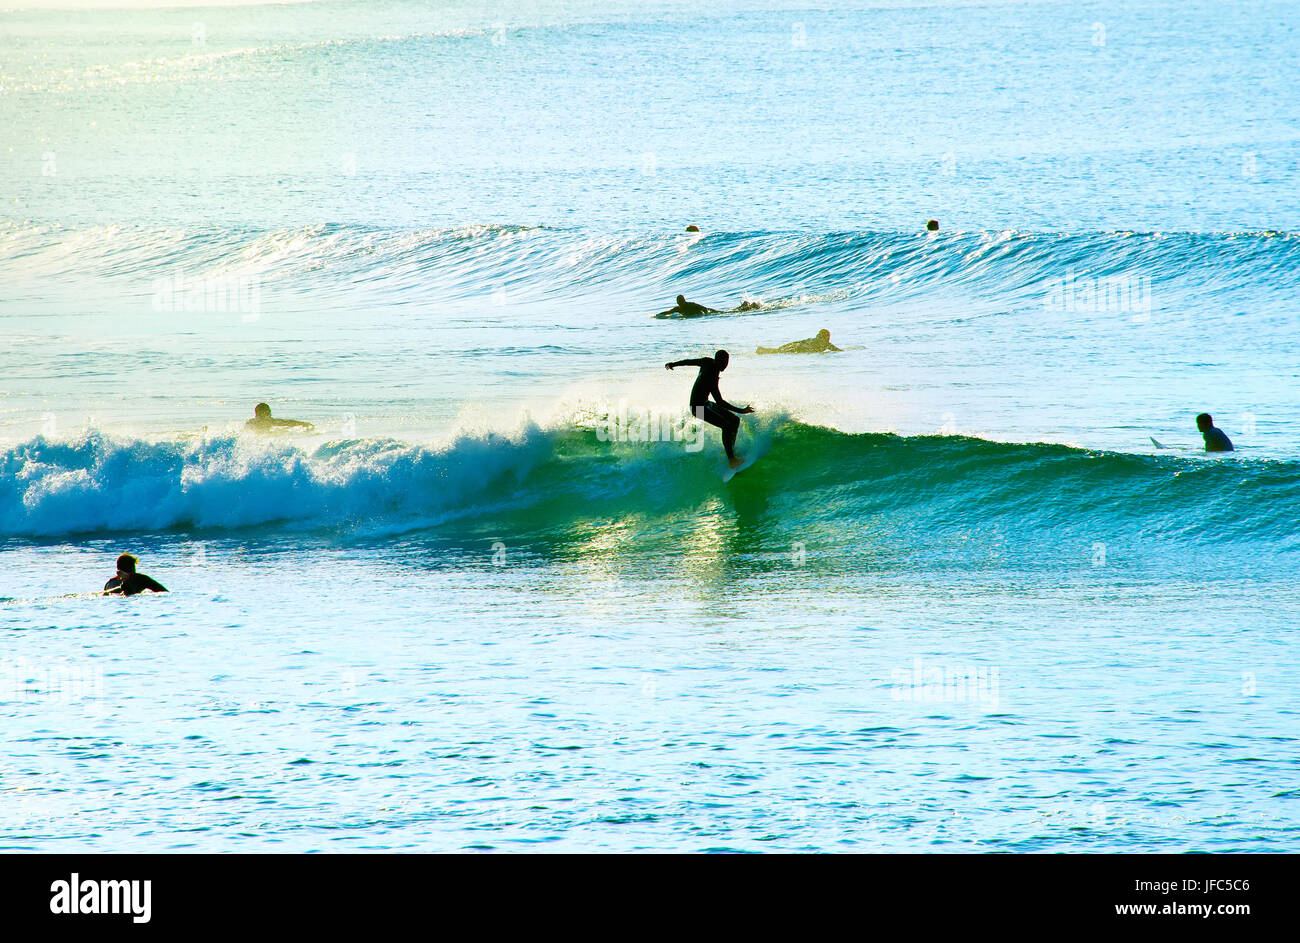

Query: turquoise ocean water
[2,0,1298,851]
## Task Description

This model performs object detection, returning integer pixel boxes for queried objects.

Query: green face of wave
[399,422,1300,579]
[6,421,1293,576]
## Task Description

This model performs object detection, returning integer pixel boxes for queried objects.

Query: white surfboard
[1150,436,1195,452]
[721,425,771,481]
[722,451,761,482]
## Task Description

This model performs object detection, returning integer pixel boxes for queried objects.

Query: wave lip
[0,428,555,538]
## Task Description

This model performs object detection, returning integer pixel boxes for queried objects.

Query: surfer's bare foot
[729,456,743,469]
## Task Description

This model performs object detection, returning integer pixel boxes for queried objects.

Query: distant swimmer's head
[1196,412,1214,432]
[676,295,687,305]
[254,402,272,419]
[115,553,138,576]
[685,225,700,233]
[926,219,939,232]
[816,329,831,340]
[715,349,730,371]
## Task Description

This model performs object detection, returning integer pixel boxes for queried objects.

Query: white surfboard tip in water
[1150,435,1195,452]
[721,427,771,481]
[720,415,775,481]
[722,452,760,482]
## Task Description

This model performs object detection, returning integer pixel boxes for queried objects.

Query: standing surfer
[665,350,753,468]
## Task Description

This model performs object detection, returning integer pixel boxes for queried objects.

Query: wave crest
[2,421,1296,545]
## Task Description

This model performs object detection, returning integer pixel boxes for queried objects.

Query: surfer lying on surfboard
[756,328,841,355]
[656,295,721,318]
[654,295,763,318]
[245,402,315,433]
[665,349,753,468]
[103,553,167,596]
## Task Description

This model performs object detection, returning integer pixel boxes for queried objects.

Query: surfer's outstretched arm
[665,358,711,370]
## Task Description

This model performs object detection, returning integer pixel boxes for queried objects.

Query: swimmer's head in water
[676,295,687,305]
[254,402,271,419]
[817,329,831,340]
[685,225,700,232]
[926,219,939,231]
[116,553,138,575]
[715,350,730,370]
[1196,412,1214,432]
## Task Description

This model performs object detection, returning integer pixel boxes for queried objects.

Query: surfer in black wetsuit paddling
[103,553,168,596]
[665,350,753,467]
[656,295,721,318]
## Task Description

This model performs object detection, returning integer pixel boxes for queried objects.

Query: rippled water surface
[2,0,1298,852]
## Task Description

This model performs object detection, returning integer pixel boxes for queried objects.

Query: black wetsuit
[673,358,744,457]
[658,300,720,318]
[104,573,168,596]
[1202,427,1234,452]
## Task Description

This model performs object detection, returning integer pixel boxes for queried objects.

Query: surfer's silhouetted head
[816,329,831,341]
[254,402,271,419]
[676,295,686,305]
[116,553,137,575]
[1196,412,1213,432]
[715,350,730,370]
[926,219,939,231]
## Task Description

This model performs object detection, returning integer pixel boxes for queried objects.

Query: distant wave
[2,421,1295,546]
[0,24,507,95]
[4,223,1296,312]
